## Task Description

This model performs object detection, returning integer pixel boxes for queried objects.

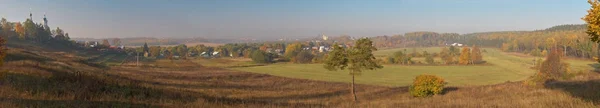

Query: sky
[0,0,590,40]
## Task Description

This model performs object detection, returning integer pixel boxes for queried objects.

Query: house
[319,46,329,53]
[450,43,464,47]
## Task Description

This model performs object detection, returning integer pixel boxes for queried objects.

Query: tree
[423,51,434,64]
[250,50,272,63]
[175,44,188,59]
[539,48,569,79]
[149,46,161,57]
[112,38,121,47]
[23,19,37,41]
[101,39,110,47]
[459,47,471,65]
[1,18,13,38]
[284,43,302,60]
[53,27,66,41]
[440,47,454,64]
[584,0,600,62]
[0,36,5,66]
[143,42,149,53]
[471,46,483,64]
[14,23,24,40]
[324,38,382,102]
[584,0,600,43]
[294,50,314,64]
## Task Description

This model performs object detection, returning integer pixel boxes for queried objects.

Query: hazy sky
[0,0,589,39]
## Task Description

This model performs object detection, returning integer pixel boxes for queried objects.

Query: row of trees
[385,46,484,65]
[1,18,72,45]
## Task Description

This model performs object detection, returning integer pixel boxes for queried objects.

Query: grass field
[232,47,597,87]
[2,46,599,107]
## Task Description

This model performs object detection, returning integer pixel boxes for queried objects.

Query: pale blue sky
[0,0,590,40]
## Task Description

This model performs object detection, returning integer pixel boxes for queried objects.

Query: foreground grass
[232,48,596,86]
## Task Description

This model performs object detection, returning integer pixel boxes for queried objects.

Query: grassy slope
[232,47,596,87]
[1,45,599,107]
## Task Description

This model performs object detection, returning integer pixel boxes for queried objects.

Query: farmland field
[232,47,597,86]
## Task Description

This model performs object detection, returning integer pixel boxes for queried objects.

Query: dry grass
[0,47,599,107]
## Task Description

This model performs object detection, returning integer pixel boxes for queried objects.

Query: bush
[409,74,445,97]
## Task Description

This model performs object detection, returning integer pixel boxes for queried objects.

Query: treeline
[129,41,334,64]
[365,24,595,59]
[0,18,75,46]
[383,46,484,65]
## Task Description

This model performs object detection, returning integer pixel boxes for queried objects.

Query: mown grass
[232,48,597,87]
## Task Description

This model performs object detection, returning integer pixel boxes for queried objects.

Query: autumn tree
[149,46,161,57]
[101,39,110,47]
[539,48,569,79]
[284,43,302,60]
[584,0,600,43]
[14,23,24,40]
[584,0,600,62]
[471,46,483,64]
[459,47,471,65]
[324,38,383,102]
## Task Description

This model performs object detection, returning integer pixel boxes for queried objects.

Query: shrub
[409,74,445,97]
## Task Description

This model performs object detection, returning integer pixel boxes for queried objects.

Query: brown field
[1,47,600,107]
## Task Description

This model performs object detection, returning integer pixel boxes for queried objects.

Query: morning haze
[1,0,600,108]
[0,0,588,40]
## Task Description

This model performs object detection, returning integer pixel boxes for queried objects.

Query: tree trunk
[564,45,567,56]
[351,74,357,102]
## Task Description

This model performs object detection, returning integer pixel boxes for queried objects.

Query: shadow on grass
[0,98,155,108]
[544,80,600,104]
[588,63,600,73]
[442,87,459,95]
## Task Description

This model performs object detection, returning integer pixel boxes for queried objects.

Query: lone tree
[584,0,600,62]
[539,48,569,79]
[324,38,383,102]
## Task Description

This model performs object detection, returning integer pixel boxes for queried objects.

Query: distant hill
[72,37,238,47]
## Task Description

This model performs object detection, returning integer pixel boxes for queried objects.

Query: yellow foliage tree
[583,0,600,62]
[459,47,471,65]
[14,23,25,40]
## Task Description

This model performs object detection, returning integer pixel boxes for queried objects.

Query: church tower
[43,13,48,26]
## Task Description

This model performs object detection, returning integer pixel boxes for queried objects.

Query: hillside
[1,39,599,107]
